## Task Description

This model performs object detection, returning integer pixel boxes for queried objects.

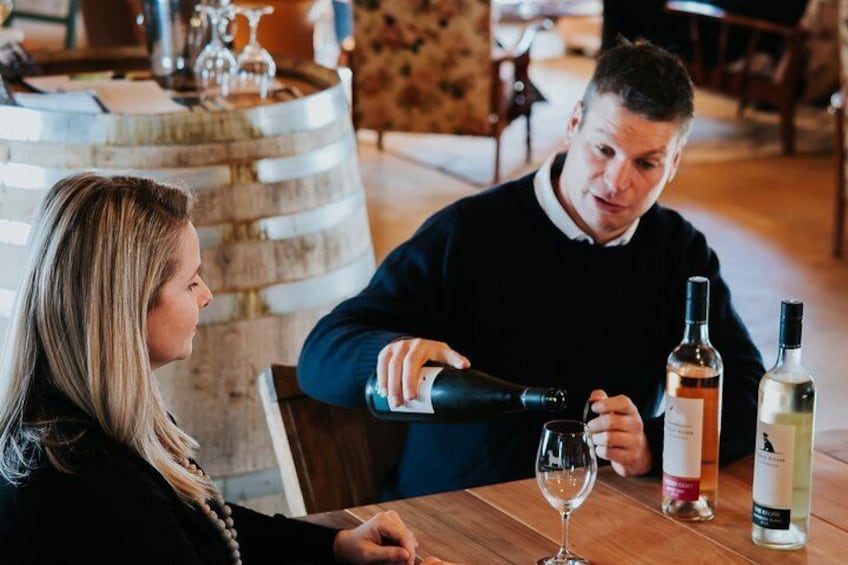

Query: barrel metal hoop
[0,83,349,145]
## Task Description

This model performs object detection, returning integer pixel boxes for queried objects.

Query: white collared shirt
[533,153,639,247]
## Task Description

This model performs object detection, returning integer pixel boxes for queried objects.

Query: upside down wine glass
[536,419,598,565]
[193,2,237,97]
[235,4,276,99]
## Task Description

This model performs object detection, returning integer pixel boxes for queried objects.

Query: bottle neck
[776,344,803,369]
[683,320,710,344]
[520,387,568,412]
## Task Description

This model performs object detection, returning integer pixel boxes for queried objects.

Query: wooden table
[303,431,848,563]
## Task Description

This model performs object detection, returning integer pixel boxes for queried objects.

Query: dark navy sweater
[298,159,764,499]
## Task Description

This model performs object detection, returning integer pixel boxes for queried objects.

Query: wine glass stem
[248,15,259,46]
[557,511,571,558]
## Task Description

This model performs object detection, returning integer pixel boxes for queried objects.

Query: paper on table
[14,91,105,114]
[87,80,188,114]
[23,76,187,114]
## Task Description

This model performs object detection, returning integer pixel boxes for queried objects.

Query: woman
[0,173,452,564]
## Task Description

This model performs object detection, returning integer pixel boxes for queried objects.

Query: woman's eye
[596,145,614,157]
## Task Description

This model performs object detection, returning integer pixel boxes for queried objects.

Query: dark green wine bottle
[364,366,567,423]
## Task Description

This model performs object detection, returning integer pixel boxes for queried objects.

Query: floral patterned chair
[351,0,545,183]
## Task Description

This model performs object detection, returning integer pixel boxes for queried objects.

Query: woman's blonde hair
[0,172,214,504]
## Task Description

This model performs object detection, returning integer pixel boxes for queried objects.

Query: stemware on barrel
[234,4,276,99]
[536,419,598,565]
[193,2,237,97]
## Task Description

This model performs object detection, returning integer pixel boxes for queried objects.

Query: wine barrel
[0,48,375,515]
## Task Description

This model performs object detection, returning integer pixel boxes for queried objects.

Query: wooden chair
[665,0,808,155]
[4,0,81,48]
[351,0,546,184]
[258,364,407,517]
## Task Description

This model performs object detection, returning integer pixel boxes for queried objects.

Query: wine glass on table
[234,4,276,99]
[536,419,598,565]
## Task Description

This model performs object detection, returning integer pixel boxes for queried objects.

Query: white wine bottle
[751,299,816,549]
[663,276,723,521]
[364,366,567,423]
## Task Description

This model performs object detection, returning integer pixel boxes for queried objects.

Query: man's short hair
[582,40,694,130]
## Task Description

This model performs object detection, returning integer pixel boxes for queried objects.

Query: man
[298,41,764,499]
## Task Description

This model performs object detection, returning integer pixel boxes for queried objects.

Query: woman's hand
[332,510,418,565]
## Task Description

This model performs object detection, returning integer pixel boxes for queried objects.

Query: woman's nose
[199,280,213,309]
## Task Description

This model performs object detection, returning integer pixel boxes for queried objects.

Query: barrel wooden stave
[156,304,336,477]
[196,158,363,225]
[0,119,350,169]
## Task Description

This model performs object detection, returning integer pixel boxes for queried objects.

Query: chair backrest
[351,0,495,136]
[258,364,407,516]
[6,0,80,48]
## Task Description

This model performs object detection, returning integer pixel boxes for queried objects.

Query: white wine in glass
[536,419,598,565]
[0,0,13,26]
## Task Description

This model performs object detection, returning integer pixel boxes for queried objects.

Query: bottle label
[384,367,441,414]
[662,395,703,501]
[752,420,795,530]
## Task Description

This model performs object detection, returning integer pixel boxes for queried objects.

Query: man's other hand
[585,389,652,477]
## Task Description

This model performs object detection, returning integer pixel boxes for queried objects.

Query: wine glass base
[537,554,591,565]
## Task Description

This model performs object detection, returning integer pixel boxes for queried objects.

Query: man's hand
[333,510,418,565]
[585,389,652,477]
[377,338,470,408]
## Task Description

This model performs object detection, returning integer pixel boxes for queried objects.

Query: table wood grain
[302,431,848,563]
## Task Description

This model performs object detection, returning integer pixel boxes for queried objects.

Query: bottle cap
[779,299,803,348]
[685,276,710,323]
[781,299,803,320]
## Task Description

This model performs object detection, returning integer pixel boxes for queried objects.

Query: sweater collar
[533,152,640,246]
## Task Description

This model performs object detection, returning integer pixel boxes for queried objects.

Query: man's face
[558,93,687,244]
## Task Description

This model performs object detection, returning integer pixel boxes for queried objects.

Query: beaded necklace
[181,459,242,565]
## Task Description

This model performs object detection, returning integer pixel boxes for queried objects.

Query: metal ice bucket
[140,0,205,87]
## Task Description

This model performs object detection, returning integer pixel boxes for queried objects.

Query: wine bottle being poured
[364,365,567,423]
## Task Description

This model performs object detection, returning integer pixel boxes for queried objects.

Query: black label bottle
[364,366,567,423]
[751,299,816,549]
[663,276,723,521]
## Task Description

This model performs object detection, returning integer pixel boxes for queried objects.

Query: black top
[0,413,339,564]
[298,154,765,499]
